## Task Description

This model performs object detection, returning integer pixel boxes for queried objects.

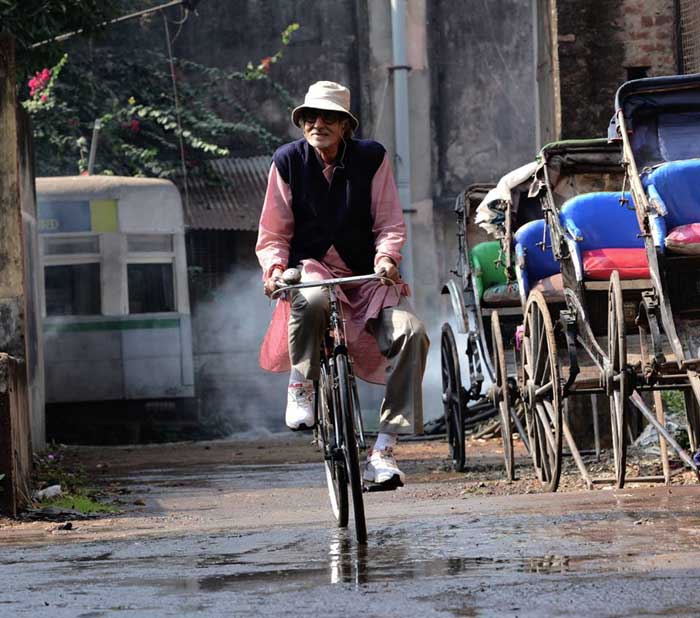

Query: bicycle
[273,268,395,544]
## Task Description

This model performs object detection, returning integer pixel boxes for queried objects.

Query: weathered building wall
[427,0,536,361]
[620,0,676,74]
[555,0,676,139]
[428,0,536,197]
[535,0,560,147]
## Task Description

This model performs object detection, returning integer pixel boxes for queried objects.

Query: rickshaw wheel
[465,332,485,401]
[521,290,562,492]
[491,311,514,481]
[608,270,628,488]
[441,323,466,471]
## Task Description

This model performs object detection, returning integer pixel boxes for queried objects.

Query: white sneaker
[363,446,405,485]
[285,381,315,430]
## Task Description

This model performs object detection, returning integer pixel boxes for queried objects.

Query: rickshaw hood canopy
[611,73,700,167]
[475,161,538,237]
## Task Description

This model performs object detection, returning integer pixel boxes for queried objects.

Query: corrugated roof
[177,155,271,231]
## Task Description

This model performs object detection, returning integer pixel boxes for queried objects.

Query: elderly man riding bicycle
[256,80,429,486]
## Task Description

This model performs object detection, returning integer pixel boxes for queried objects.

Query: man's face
[301,108,346,151]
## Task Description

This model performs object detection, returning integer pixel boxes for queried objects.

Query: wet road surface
[3,444,700,617]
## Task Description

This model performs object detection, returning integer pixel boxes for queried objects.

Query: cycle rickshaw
[609,73,700,480]
[478,139,622,485]
[440,169,539,475]
[492,131,700,492]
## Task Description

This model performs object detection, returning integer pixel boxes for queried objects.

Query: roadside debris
[33,484,62,501]
[634,412,689,454]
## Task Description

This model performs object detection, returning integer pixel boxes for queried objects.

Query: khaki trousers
[288,287,429,434]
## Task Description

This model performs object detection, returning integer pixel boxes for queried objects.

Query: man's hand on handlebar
[264,267,285,297]
[374,257,399,284]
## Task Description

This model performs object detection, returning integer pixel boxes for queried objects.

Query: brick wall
[621,0,676,75]
[555,0,676,139]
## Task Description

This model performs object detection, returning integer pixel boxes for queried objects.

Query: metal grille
[680,0,700,74]
[186,230,238,306]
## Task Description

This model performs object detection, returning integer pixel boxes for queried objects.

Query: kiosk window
[128,263,175,313]
[127,234,173,253]
[44,235,99,256]
[45,263,101,316]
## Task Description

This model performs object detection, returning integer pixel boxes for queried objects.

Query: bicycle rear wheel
[318,364,348,527]
[336,354,367,544]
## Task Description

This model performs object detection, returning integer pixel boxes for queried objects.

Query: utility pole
[390,0,414,292]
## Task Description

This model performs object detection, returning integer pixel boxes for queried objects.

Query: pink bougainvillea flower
[28,67,51,97]
[40,94,47,102]
[130,118,141,133]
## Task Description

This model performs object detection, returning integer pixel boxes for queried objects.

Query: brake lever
[270,276,289,300]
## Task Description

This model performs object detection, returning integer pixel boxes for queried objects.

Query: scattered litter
[634,412,688,454]
[33,485,62,501]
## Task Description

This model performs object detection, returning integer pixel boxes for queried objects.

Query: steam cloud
[193,268,449,437]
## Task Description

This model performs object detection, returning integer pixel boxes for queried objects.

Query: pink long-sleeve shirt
[256,151,408,384]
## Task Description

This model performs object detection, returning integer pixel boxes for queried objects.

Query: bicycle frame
[272,272,392,451]
[324,283,367,450]
[272,272,392,543]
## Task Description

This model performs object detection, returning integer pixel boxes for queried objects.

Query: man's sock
[289,367,310,386]
[374,432,398,452]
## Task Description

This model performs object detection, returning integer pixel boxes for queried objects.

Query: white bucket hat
[292,81,359,130]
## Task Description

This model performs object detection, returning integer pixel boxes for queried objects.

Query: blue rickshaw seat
[644,159,700,229]
[513,219,563,301]
[559,191,649,280]
[644,159,700,252]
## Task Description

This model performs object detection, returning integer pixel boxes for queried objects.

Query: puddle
[159,551,584,592]
[128,528,595,594]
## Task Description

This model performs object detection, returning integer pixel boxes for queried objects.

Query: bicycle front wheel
[318,364,348,527]
[336,354,367,544]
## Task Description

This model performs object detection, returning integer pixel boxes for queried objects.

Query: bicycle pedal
[363,478,404,493]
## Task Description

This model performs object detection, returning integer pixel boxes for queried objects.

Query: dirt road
[3,435,700,617]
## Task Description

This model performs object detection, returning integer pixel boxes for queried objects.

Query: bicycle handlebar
[270,272,394,299]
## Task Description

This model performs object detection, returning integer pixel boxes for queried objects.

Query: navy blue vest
[272,138,386,275]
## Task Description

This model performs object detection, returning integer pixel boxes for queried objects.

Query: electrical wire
[30,0,198,48]
[167,5,189,46]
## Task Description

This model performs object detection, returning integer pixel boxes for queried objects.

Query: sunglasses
[300,109,344,125]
